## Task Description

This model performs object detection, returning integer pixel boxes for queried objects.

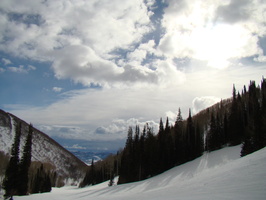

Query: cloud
[0,68,5,73]
[192,96,221,114]
[5,63,265,143]
[64,144,86,150]
[216,0,252,24]
[1,0,265,145]
[0,0,188,88]
[1,0,264,88]
[159,0,266,69]
[52,45,149,86]
[51,44,185,87]
[2,58,12,65]
[7,65,36,73]
[52,87,63,93]
[125,40,160,66]
[0,0,154,73]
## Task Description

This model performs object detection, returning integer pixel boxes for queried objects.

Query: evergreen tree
[17,124,33,195]
[206,112,221,151]
[173,108,185,164]
[143,124,158,177]
[158,118,166,172]
[223,113,228,144]
[118,127,135,184]
[79,159,96,187]
[241,79,266,156]
[3,122,22,198]
[261,78,266,145]
[228,85,244,145]
[164,117,174,170]
[194,121,204,157]
[186,109,195,160]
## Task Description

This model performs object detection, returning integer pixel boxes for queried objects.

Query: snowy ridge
[0,110,13,155]
[16,145,266,200]
[0,109,87,185]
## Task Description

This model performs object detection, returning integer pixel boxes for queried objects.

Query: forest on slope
[80,78,266,186]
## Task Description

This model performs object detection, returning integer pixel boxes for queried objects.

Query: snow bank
[16,145,266,200]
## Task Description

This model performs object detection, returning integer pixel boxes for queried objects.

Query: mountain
[14,145,266,200]
[0,109,87,186]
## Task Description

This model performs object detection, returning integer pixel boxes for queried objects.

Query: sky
[0,0,266,151]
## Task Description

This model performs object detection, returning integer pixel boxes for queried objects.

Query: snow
[15,145,266,200]
[0,114,14,156]
[0,111,87,184]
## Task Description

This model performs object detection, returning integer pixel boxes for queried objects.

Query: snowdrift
[16,145,266,200]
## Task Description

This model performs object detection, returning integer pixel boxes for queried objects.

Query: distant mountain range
[67,149,112,165]
[0,109,88,186]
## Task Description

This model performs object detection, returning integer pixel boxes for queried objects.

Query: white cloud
[27,65,36,71]
[127,49,147,66]
[52,45,153,87]
[7,65,36,73]
[0,0,188,89]
[0,0,157,84]
[1,0,266,144]
[192,96,221,114]
[159,0,266,69]
[6,64,265,141]
[64,144,86,150]
[125,40,160,66]
[1,0,264,87]
[52,87,63,93]
[2,58,12,65]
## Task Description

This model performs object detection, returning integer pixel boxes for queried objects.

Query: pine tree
[261,78,266,146]
[186,109,195,160]
[164,117,174,170]
[194,121,204,157]
[241,79,266,156]
[143,124,158,177]
[17,124,33,195]
[3,122,22,198]
[173,108,185,164]
[228,85,244,145]
[118,127,134,184]
[206,112,221,151]
[158,118,166,172]
[223,113,228,144]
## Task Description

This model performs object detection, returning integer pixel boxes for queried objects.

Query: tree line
[2,122,54,199]
[80,78,266,186]
[79,152,121,187]
[118,109,204,184]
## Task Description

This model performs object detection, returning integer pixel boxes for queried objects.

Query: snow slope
[0,109,87,185]
[16,145,266,200]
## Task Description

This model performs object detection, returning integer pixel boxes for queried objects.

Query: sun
[191,24,251,69]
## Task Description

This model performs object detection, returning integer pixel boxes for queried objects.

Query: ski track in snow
[16,145,266,200]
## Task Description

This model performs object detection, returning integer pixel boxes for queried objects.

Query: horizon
[0,0,266,151]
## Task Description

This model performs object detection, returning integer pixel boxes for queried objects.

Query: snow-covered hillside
[16,145,266,200]
[0,109,87,185]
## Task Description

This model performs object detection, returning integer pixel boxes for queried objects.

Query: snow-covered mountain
[16,145,266,200]
[0,109,87,186]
